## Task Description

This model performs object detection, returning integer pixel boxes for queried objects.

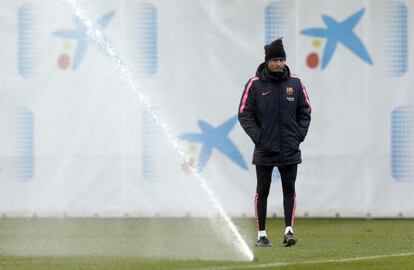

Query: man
[238,38,311,247]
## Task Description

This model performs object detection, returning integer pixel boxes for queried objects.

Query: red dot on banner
[306,52,319,69]
[58,54,70,70]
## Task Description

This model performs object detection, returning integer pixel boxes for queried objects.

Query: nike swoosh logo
[262,91,271,96]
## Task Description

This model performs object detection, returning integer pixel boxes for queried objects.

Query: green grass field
[0,218,413,270]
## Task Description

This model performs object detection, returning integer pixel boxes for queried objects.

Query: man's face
[267,58,285,72]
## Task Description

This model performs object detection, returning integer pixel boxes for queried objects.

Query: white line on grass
[195,252,414,270]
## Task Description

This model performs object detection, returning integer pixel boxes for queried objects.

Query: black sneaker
[256,236,272,247]
[283,231,297,247]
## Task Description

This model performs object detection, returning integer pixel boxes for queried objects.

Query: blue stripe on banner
[391,107,414,182]
[272,169,280,182]
[384,0,407,77]
[14,108,34,181]
[135,2,157,75]
[142,110,167,180]
[18,4,35,78]
[265,1,288,44]
[265,1,297,67]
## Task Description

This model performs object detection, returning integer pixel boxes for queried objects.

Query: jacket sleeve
[296,79,312,142]
[238,78,262,144]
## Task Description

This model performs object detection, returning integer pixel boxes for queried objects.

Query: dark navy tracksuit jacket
[238,63,311,166]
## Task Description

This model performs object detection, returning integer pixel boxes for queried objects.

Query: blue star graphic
[53,10,116,69]
[301,8,373,69]
[180,116,248,171]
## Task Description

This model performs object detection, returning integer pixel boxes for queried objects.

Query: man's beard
[268,67,284,72]
[271,68,283,72]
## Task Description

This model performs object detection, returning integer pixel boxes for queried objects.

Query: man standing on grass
[238,38,311,247]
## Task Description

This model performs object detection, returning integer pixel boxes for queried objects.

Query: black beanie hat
[264,38,286,61]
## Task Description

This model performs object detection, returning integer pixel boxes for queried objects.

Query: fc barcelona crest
[286,87,294,95]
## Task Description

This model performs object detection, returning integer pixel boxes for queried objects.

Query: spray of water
[62,0,254,261]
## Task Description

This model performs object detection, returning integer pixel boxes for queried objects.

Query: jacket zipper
[278,82,285,166]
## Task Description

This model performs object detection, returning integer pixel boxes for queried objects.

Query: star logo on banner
[53,10,116,70]
[301,8,373,69]
[180,116,248,171]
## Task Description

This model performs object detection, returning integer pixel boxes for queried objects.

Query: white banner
[0,0,413,217]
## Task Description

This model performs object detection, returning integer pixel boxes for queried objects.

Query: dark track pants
[254,164,297,231]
